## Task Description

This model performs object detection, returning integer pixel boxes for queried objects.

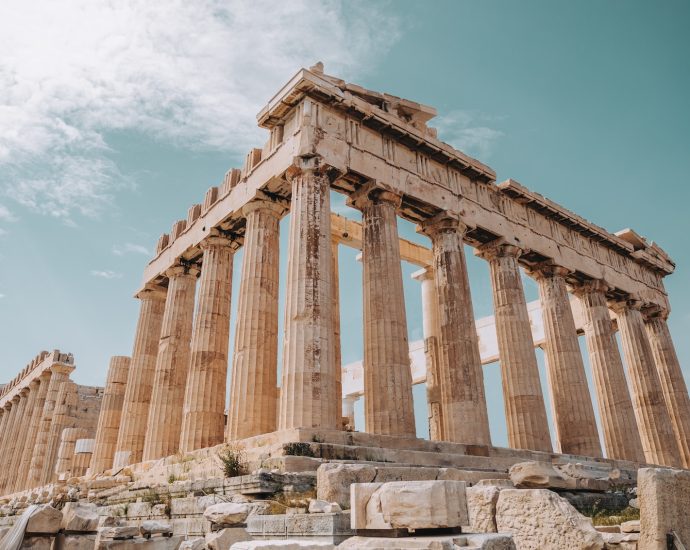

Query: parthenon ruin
[1,64,689,547]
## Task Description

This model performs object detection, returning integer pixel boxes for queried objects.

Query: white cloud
[0,0,399,222]
[112,243,150,256]
[0,203,17,222]
[435,110,504,160]
[90,270,123,279]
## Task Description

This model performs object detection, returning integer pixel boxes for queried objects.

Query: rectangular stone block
[639,467,690,550]
[351,480,467,531]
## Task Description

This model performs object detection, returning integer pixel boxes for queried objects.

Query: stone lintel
[346,181,402,211]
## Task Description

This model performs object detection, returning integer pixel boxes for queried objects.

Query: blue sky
[1,0,688,450]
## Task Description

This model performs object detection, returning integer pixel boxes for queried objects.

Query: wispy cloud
[0,0,399,223]
[435,110,504,159]
[0,204,17,222]
[90,270,123,279]
[112,243,150,256]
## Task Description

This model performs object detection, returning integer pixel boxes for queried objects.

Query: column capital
[569,278,610,297]
[135,282,167,301]
[527,261,571,281]
[417,211,468,238]
[642,304,670,322]
[346,181,402,211]
[474,239,523,261]
[241,195,288,219]
[411,265,434,283]
[608,296,643,314]
[51,363,76,376]
[165,262,200,280]
[199,229,237,251]
[286,154,337,182]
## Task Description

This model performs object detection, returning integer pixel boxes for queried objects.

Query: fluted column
[55,427,88,479]
[0,404,11,479]
[644,309,690,468]
[228,201,284,439]
[571,280,644,462]
[332,237,343,429]
[43,380,78,483]
[420,213,491,445]
[114,284,166,468]
[476,241,551,452]
[143,263,199,461]
[180,233,235,452]
[90,356,131,473]
[0,394,24,494]
[279,158,339,430]
[17,372,52,490]
[412,267,444,441]
[8,382,40,493]
[348,183,416,437]
[27,364,73,488]
[611,299,681,466]
[532,264,602,457]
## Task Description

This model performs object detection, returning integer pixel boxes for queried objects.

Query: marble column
[476,241,551,452]
[0,394,24,493]
[8,382,40,493]
[143,263,199,461]
[644,309,690,468]
[420,213,491,445]
[43,380,78,484]
[27,364,73,488]
[0,404,11,480]
[279,158,339,431]
[114,284,166,468]
[571,280,644,462]
[532,264,602,457]
[180,233,235,452]
[611,299,681,466]
[55,427,88,479]
[90,356,131,473]
[348,183,416,437]
[17,372,52,490]
[332,237,344,429]
[228,201,283,440]
[411,267,444,441]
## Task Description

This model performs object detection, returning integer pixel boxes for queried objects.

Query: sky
[1,0,689,451]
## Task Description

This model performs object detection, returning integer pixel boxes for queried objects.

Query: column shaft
[413,268,445,441]
[574,282,644,462]
[27,366,72,488]
[332,239,343,429]
[350,185,416,437]
[180,235,234,452]
[477,243,551,452]
[0,406,11,484]
[0,396,23,494]
[90,356,131,473]
[229,203,282,439]
[644,313,690,468]
[279,161,339,430]
[17,373,52,490]
[535,266,601,457]
[55,427,88,479]
[422,215,491,445]
[8,384,39,493]
[43,380,78,484]
[114,285,166,467]
[143,264,198,461]
[614,301,681,466]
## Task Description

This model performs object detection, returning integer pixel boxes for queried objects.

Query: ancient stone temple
[1,65,689,548]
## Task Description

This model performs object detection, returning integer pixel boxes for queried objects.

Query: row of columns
[0,362,79,495]
[101,158,690,477]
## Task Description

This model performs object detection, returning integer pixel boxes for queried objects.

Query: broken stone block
[639,467,690,549]
[351,480,467,531]
[466,485,501,533]
[205,527,251,550]
[62,502,99,532]
[496,489,604,550]
[600,532,639,549]
[179,538,206,550]
[203,502,251,526]
[54,533,98,549]
[99,525,140,540]
[96,536,184,549]
[339,533,515,549]
[317,464,376,510]
[508,462,571,490]
[308,499,342,514]
[230,541,335,549]
[140,520,173,537]
[620,519,640,533]
[21,536,53,549]
[26,504,63,534]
